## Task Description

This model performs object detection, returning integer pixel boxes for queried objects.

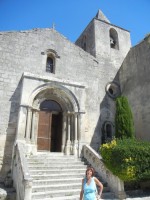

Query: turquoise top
[83,177,97,200]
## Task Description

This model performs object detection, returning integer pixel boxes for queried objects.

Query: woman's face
[86,169,93,179]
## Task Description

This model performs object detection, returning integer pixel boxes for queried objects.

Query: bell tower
[75,9,131,68]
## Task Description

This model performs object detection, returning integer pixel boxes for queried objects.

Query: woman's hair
[85,167,95,177]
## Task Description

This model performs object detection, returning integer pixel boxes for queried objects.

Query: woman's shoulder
[93,176,96,180]
[93,176,98,181]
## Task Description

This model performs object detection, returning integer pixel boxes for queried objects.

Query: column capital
[66,111,86,116]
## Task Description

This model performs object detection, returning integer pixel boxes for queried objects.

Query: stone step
[28,159,81,164]
[32,188,81,199]
[31,152,65,157]
[28,154,113,200]
[33,193,118,200]
[29,165,87,170]
[33,195,79,200]
[28,160,78,163]
[32,183,81,192]
[32,178,82,186]
[32,183,110,193]
[30,168,85,175]
[32,189,115,199]
[32,178,107,187]
[31,173,85,180]
[27,154,79,160]
[28,162,85,166]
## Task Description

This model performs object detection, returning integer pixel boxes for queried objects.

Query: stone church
[0,9,149,187]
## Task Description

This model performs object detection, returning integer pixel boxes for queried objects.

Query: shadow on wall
[90,72,121,152]
[0,79,22,186]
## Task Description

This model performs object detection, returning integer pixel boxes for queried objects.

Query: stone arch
[28,82,80,112]
[102,121,115,144]
[25,82,80,155]
[109,28,119,50]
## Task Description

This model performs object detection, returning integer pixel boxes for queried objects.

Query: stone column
[73,113,78,156]
[77,114,81,157]
[61,112,67,153]
[25,107,32,142]
[16,105,28,140]
[30,109,36,143]
[24,179,32,200]
[65,113,71,155]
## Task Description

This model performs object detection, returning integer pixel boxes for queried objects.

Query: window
[42,49,60,74]
[109,28,119,50]
[106,124,112,138]
[40,100,62,112]
[105,81,120,99]
[46,56,54,73]
[102,121,114,144]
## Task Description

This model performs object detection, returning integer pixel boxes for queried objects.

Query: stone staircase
[28,152,115,200]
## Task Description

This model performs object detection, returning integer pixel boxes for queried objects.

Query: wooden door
[37,111,52,151]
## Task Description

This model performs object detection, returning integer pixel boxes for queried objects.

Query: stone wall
[0,23,131,178]
[119,35,150,141]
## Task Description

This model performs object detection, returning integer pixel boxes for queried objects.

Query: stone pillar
[73,113,78,156]
[74,114,78,141]
[78,114,82,157]
[25,107,32,142]
[61,112,67,153]
[65,113,71,155]
[24,179,32,200]
[68,114,71,141]
[30,109,36,143]
[16,105,28,140]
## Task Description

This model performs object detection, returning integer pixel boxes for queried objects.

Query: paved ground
[126,196,150,200]
[126,191,150,200]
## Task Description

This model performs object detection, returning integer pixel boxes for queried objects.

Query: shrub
[115,96,135,138]
[100,138,150,182]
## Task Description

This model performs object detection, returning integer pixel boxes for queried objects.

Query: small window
[105,81,120,99]
[46,56,54,73]
[102,121,114,144]
[106,124,112,138]
[40,100,62,112]
[109,28,119,50]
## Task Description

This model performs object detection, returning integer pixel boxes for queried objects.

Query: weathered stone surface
[0,9,131,183]
[0,186,16,200]
[0,188,7,200]
[119,36,150,141]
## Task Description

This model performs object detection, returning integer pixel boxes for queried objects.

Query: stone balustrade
[12,142,32,200]
[82,144,126,199]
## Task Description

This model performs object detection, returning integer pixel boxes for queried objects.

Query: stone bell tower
[75,9,131,69]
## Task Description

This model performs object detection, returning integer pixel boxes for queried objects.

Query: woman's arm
[80,179,84,200]
[94,177,103,198]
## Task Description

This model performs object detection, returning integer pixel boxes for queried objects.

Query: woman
[80,167,103,200]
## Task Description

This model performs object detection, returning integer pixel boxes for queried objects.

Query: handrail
[82,145,126,199]
[12,141,32,200]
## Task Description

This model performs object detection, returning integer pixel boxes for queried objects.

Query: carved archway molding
[28,82,80,113]
[19,82,81,155]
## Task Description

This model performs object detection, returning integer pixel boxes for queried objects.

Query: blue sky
[0,0,150,46]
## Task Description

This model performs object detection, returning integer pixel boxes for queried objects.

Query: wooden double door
[37,111,62,152]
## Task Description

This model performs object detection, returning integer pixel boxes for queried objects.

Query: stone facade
[0,9,134,181]
[119,34,150,141]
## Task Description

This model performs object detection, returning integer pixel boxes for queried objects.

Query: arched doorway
[102,121,114,144]
[37,100,62,152]
[29,84,80,155]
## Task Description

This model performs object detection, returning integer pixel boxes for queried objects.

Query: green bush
[115,96,135,138]
[100,138,150,182]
